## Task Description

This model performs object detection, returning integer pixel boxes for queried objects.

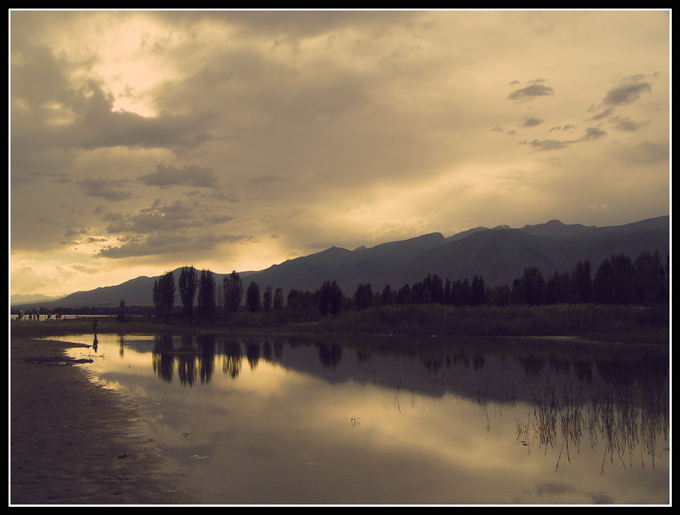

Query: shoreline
[10,335,201,505]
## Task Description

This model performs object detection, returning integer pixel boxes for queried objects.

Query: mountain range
[12,216,670,309]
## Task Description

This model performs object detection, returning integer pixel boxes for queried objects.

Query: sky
[9,9,671,298]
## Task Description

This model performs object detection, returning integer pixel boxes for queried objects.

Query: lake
[54,332,668,505]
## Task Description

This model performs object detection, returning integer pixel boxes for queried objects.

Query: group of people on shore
[15,309,62,321]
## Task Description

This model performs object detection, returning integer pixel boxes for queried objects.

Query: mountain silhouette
[14,216,669,308]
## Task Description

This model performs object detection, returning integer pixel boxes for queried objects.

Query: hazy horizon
[10,10,670,297]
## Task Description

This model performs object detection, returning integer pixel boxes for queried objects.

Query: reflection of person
[92,318,99,352]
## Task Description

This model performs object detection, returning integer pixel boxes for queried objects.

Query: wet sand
[10,335,202,505]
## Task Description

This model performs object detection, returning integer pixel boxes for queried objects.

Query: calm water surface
[56,333,668,505]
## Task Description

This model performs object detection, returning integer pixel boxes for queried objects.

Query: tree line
[152,268,285,322]
[152,249,669,322]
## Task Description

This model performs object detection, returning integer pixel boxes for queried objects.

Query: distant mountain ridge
[10,293,65,305]
[13,216,669,309]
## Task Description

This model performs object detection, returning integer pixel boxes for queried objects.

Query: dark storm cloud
[520,127,607,151]
[588,77,653,121]
[521,117,543,127]
[602,81,652,107]
[97,232,251,259]
[91,195,243,258]
[210,191,240,203]
[66,83,216,151]
[582,127,607,140]
[522,139,571,151]
[138,163,219,188]
[11,39,216,155]
[104,199,231,235]
[156,9,415,41]
[62,226,88,243]
[77,177,133,202]
[11,168,71,187]
[248,172,286,185]
[10,40,80,111]
[617,140,669,165]
[507,83,554,101]
[609,116,648,132]
[549,124,577,132]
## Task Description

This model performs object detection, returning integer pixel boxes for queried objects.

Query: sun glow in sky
[9,9,670,298]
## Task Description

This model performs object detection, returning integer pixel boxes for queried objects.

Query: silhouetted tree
[263,286,273,313]
[153,270,175,321]
[570,260,592,303]
[354,283,373,310]
[486,284,512,306]
[634,249,666,305]
[246,281,261,312]
[197,269,216,319]
[471,275,486,305]
[380,284,397,306]
[517,266,544,305]
[223,271,243,314]
[443,278,452,305]
[511,278,524,305]
[329,281,344,314]
[273,287,284,310]
[397,284,412,305]
[319,280,343,315]
[178,265,198,317]
[318,281,332,315]
[545,270,572,304]
[117,298,126,322]
[152,279,162,318]
[451,278,471,306]
[411,280,431,304]
[423,274,444,303]
[594,253,636,304]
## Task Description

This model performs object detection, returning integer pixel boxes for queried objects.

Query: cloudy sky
[10,9,670,298]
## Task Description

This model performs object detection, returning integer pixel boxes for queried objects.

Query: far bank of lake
[10,302,670,346]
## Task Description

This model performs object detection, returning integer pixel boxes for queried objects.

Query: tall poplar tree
[179,266,198,317]
[153,270,175,322]
[223,270,243,314]
[198,269,216,319]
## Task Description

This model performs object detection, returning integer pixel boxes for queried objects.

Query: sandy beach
[10,335,202,505]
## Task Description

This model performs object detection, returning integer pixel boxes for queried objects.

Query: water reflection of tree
[316,341,343,369]
[151,334,175,383]
[197,334,216,384]
[221,339,243,379]
[177,335,198,387]
[516,379,668,474]
[246,341,261,370]
[150,333,217,385]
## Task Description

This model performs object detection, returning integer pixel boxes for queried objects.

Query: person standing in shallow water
[92,319,99,352]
